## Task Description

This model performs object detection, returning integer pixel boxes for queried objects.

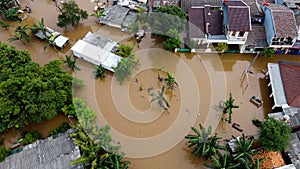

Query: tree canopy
[163,28,181,51]
[258,118,292,152]
[147,5,187,36]
[57,0,88,27]
[0,43,75,132]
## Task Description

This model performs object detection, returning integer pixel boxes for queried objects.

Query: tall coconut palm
[64,54,80,72]
[224,92,239,124]
[185,124,226,159]
[150,85,170,110]
[8,25,30,44]
[204,153,240,169]
[116,44,134,57]
[232,134,258,169]
[94,64,106,79]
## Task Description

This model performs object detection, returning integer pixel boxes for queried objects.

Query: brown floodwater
[1,0,300,168]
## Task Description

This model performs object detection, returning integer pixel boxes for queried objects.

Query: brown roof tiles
[279,61,300,108]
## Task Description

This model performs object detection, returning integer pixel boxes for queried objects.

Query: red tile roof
[266,4,298,38]
[224,0,251,31]
[279,61,300,108]
[189,7,205,39]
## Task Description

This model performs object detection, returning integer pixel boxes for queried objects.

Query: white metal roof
[71,40,121,72]
[268,63,287,107]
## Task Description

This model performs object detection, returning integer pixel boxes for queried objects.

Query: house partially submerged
[263,3,298,48]
[99,5,137,29]
[267,61,300,128]
[0,129,82,169]
[71,32,121,72]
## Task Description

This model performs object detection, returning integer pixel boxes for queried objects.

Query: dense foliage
[0,43,75,132]
[94,64,106,79]
[147,5,187,36]
[49,122,71,136]
[57,0,88,27]
[258,118,292,152]
[71,98,130,169]
[0,146,10,162]
[4,7,19,21]
[185,124,226,159]
[163,29,181,51]
[8,24,30,43]
[21,131,42,144]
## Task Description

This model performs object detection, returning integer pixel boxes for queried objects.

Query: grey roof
[181,0,222,13]
[82,31,117,52]
[122,11,138,28]
[0,129,82,169]
[99,5,130,28]
[287,132,300,165]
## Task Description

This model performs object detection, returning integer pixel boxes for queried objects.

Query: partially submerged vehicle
[34,27,69,49]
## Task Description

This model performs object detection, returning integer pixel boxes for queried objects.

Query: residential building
[181,0,222,13]
[0,129,82,169]
[71,32,121,72]
[263,3,298,48]
[223,0,252,45]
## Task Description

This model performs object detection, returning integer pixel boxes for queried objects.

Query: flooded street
[1,0,300,168]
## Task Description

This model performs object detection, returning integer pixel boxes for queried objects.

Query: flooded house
[71,32,121,72]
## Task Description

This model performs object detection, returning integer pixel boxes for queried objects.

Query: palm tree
[150,86,170,110]
[30,17,47,35]
[116,44,134,57]
[204,153,240,169]
[232,134,258,169]
[185,124,226,159]
[94,64,106,79]
[224,92,239,124]
[91,9,106,18]
[64,54,80,72]
[164,72,178,90]
[8,25,30,44]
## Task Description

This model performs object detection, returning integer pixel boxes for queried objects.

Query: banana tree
[64,54,80,72]
[94,64,106,79]
[8,25,30,44]
[164,72,178,90]
[150,86,170,110]
[204,153,240,169]
[185,124,226,159]
[224,92,239,124]
[232,134,258,169]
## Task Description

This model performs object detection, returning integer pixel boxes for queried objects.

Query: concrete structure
[71,32,121,72]
[263,3,298,48]
[35,27,69,49]
[0,129,82,169]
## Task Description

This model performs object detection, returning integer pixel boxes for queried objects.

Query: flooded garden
[1,0,300,168]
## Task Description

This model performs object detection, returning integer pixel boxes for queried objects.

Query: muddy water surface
[1,0,300,168]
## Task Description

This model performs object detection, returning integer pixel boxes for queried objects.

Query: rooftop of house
[99,5,130,29]
[0,129,82,169]
[181,0,222,13]
[82,32,118,52]
[287,132,300,165]
[224,0,251,32]
[188,7,205,39]
[267,4,298,38]
[279,61,300,108]
[245,24,267,47]
[242,0,263,15]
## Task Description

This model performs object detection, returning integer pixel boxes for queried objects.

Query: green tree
[262,47,275,58]
[0,146,10,162]
[90,9,106,18]
[232,134,258,168]
[4,7,19,21]
[113,55,139,84]
[116,44,134,57]
[163,72,178,90]
[150,86,170,110]
[49,122,71,136]
[215,42,228,51]
[8,24,30,43]
[163,28,181,51]
[185,124,226,159]
[0,20,9,29]
[57,0,88,27]
[0,44,75,132]
[22,131,42,144]
[127,21,139,36]
[30,17,47,35]
[223,93,239,124]
[64,54,80,72]
[258,118,291,152]
[204,153,240,169]
[94,64,106,79]
[147,5,187,36]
